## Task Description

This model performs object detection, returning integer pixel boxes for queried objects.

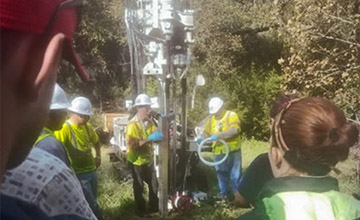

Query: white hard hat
[134,93,152,107]
[208,97,224,114]
[50,83,71,110]
[68,97,93,116]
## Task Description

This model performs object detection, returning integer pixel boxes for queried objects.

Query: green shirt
[55,121,99,174]
[125,116,157,166]
[238,176,360,220]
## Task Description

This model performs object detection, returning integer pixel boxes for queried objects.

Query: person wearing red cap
[0,0,93,219]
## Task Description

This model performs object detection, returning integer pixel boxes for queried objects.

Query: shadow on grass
[98,144,264,220]
[102,197,139,220]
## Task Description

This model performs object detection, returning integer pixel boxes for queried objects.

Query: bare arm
[95,140,101,158]
[216,127,240,140]
[127,137,151,151]
[139,139,150,147]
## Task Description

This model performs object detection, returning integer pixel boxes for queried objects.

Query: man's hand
[197,137,204,145]
[148,131,163,142]
[95,156,101,168]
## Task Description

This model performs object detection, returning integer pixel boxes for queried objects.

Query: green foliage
[187,0,284,139]
[277,0,360,119]
[145,77,159,97]
[97,147,137,219]
[219,67,283,140]
[189,66,283,140]
[57,0,360,139]
[192,0,282,73]
[98,140,268,220]
[58,0,131,112]
[89,110,104,130]
[98,140,360,220]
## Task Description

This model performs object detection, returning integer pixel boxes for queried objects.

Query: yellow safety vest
[34,127,73,166]
[204,110,241,155]
[126,116,157,166]
[34,127,53,146]
[263,190,360,220]
[55,121,99,174]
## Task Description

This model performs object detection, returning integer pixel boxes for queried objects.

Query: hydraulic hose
[197,137,229,166]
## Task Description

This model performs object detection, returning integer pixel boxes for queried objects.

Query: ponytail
[327,122,359,161]
[277,97,359,175]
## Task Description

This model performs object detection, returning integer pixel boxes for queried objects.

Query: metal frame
[124,0,195,217]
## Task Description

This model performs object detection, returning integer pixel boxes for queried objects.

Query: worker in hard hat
[198,97,242,202]
[55,96,103,220]
[34,83,71,166]
[1,85,97,220]
[0,0,88,218]
[126,93,163,217]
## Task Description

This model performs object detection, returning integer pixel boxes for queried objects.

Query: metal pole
[158,115,169,218]
[179,77,187,183]
[170,71,177,195]
[158,42,169,218]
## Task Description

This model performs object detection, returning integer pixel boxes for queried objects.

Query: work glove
[197,137,204,145]
[209,135,218,141]
[148,131,163,142]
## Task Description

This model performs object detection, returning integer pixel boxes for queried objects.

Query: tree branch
[313,32,360,48]
[231,25,278,35]
[322,11,354,25]
[320,65,360,81]
[348,118,360,125]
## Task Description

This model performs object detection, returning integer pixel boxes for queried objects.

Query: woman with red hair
[238,97,360,220]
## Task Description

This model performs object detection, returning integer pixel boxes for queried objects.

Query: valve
[171,191,192,212]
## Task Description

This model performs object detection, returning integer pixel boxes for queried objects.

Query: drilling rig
[110,1,230,216]
[124,0,198,217]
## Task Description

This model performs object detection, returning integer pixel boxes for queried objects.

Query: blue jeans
[77,171,103,220]
[214,149,242,197]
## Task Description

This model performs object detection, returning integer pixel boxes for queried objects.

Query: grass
[97,139,360,220]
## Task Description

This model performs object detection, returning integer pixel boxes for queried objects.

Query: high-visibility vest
[204,110,241,155]
[55,121,98,174]
[126,116,157,166]
[262,190,360,220]
[34,128,53,146]
[34,127,73,165]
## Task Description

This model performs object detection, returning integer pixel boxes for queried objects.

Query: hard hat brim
[50,103,71,110]
[133,104,151,107]
[68,106,93,116]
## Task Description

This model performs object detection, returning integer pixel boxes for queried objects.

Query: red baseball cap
[0,0,89,81]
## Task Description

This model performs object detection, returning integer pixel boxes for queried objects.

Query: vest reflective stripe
[34,133,52,146]
[34,128,73,165]
[207,111,241,155]
[66,122,92,154]
[263,190,360,220]
[62,122,96,173]
[126,116,156,165]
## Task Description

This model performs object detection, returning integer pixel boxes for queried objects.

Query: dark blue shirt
[1,194,51,220]
[35,132,70,167]
[238,153,274,205]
